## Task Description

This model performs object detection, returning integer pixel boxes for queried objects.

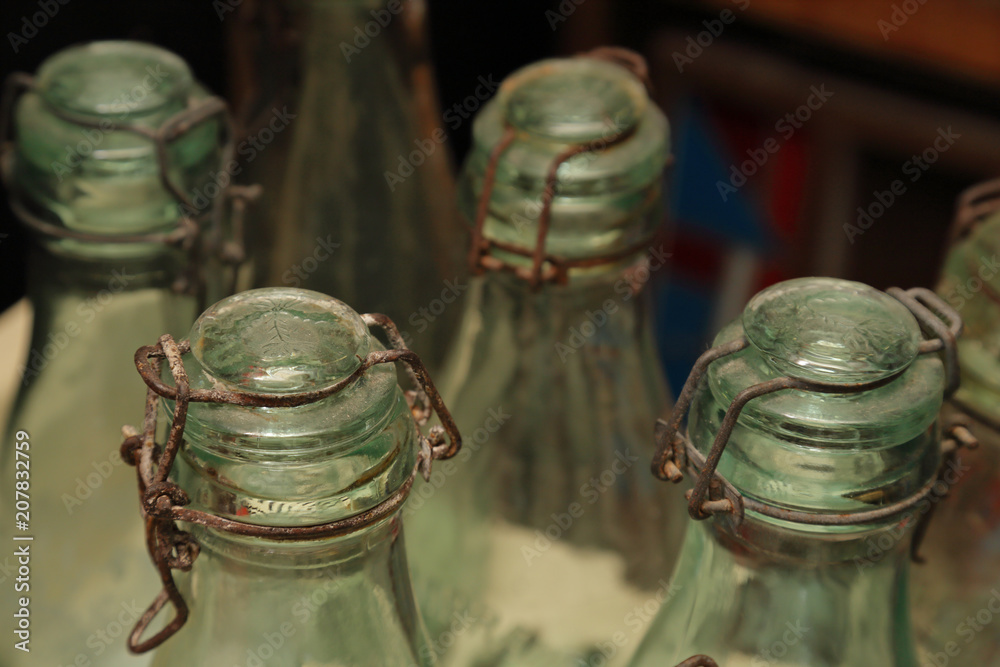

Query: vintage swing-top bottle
[405,51,686,666]
[230,0,460,365]
[630,277,959,667]
[127,288,444,666]
[911,185,1000,666]
[0,41,231,667]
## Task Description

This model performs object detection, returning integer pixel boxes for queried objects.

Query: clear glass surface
[911,213,1000,666]
[629,277,945,667]
[405,55,684,666]
[0,41,225,667]
[151,288,434,665]
[235,0,460,366]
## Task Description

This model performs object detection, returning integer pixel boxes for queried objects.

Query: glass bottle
[229,0,461,366]
[911,185,1000,666]
[119,287,445,666]
[0,41,231,667]
[629,277,959,667]
[405,52,686,666]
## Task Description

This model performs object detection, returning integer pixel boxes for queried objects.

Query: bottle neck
[635,515,917,666]
[153,515,434,666]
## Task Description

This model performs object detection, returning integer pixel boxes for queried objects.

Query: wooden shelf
[703,0,1000,87]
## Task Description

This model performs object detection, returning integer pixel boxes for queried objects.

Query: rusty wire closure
[652,287,966,537]
[673,656,718,667]
[119,312,461,653]
[0,71,260,305]
[949,176,1000,243]
[466,48,668,291]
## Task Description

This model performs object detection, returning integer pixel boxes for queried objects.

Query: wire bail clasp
[652,287,963,532]
[0,71,260,309]
[120,313,461,653]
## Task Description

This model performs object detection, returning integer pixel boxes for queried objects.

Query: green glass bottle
[912,184,1000,666]
[630,277,961,667]
[118,287,451,666]
[0,41,232,667]
[232,0,460,366]
[405,51,686,666]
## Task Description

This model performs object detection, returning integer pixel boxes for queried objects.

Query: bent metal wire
[0,72,260,307]
[466,47,671,291]
[948,176,1000,243]
[652,287,973,544]
[118,313,462,653]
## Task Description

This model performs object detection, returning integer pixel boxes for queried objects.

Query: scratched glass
[404,54,685,666]
[629,278,945,667]
[912,209,1000,666]
[147,288,434,666]
[0,41,223,667]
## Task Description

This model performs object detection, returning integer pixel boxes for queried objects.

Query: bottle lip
[35,41,193,117]
[742,277,923,384]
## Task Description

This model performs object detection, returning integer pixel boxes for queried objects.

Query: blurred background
[2,0,1000,388]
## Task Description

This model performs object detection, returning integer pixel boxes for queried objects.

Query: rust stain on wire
[652,287,965,534]
[120,313,461,653]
